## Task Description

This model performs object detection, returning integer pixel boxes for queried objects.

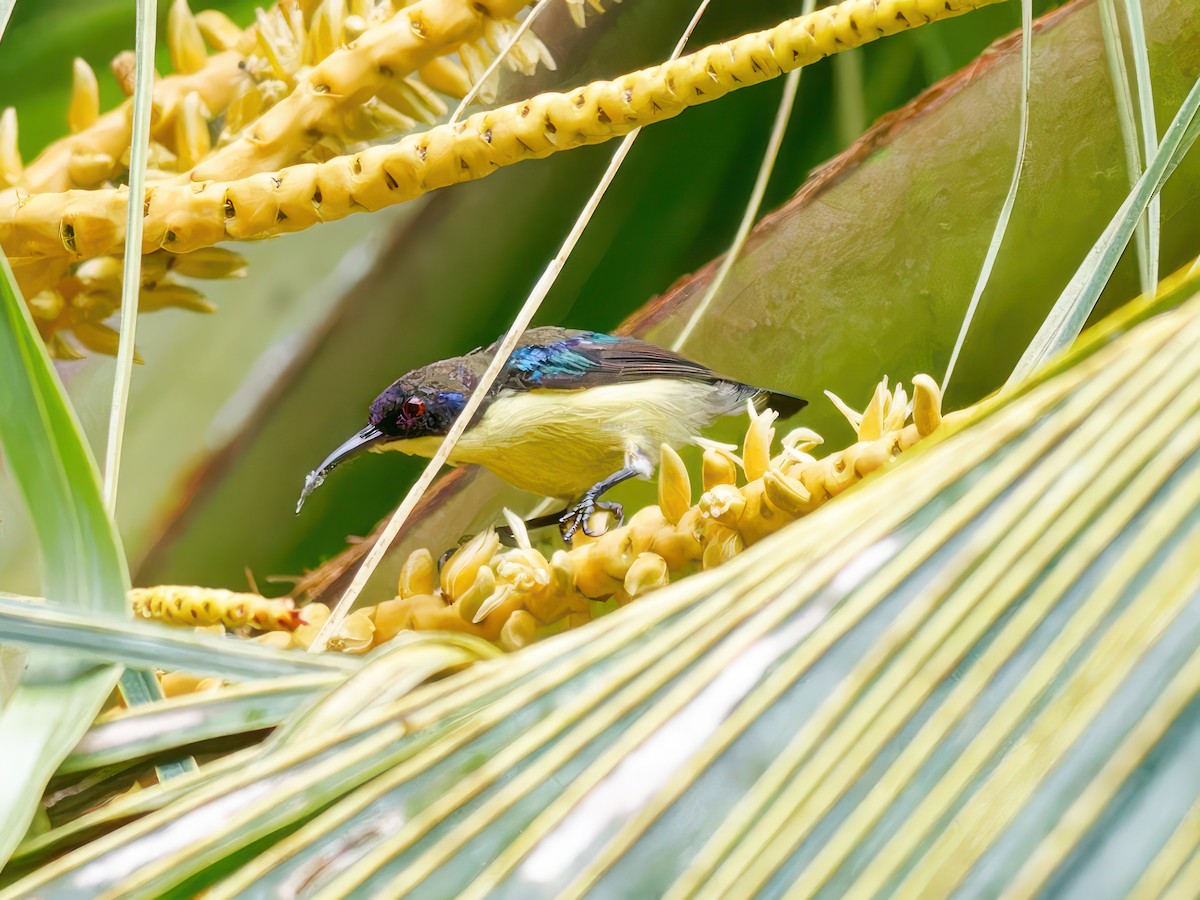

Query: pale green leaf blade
[0,596,360,681]
[0,249,126,864]
[1009,73,1200,385]
[59,675,341,775]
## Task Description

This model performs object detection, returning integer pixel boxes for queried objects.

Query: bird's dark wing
[494,329,727,392]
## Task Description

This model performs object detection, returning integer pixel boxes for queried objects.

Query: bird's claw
[560,499,624,543]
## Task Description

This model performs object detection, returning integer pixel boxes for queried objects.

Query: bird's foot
[437,541,465,572]
[559,498,624,543]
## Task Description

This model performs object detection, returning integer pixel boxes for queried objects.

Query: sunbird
[297,327,806,541]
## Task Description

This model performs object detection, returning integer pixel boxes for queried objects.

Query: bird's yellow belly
[381,380,727,500]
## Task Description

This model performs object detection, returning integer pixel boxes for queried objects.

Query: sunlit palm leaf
[10,268,1200,896]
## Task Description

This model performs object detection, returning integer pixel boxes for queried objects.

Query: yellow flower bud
[440,530,499,598]
[699,483,747,527]
[702,447,739,491]
[742,404,778,481]
[168,0,209,75]
[658,442,692,526]
[623,553,670,599]
[456,566,497,623]
[326,610,376,654]
[499,610,539,652]
[398,548,437,598]
[195,9,246,51]
[68,58,99,134]
[762,469,813,517]
[912,374,943,436]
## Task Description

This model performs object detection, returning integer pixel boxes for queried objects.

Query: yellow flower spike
[131,585,303,631]
[195,9,248,52]
[440,529,499,598]
[742,402,778,482]
[658,442,692,526]
[168,247,248,280]
[702,447,740,491]
[68,58,99,135]
[623,552,670,600]
[398,547,437,598]
[0,108,22,186]
[699,483,748,529]
[499,610,539,652]
[702,526,744,571]
[174,91,212,172]
[138,283,217,314]
[472,584,514,624]
[762,468,815,517]
[168,0,209,75]
[326,610,375,653]
[912,373,944,436]
[6,0,1000,263]
[456,565,497,622]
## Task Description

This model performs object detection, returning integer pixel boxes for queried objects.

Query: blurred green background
[10,0,1191,603]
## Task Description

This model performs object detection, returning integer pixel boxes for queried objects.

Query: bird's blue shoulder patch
[509,335,604,384]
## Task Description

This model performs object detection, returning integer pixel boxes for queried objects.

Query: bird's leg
[560,448,654,543]
[497,508,570,547]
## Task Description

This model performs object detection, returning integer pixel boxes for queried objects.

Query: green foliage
[1,0,1199,893]
[0,256,125,865]
[8,268,1200,898]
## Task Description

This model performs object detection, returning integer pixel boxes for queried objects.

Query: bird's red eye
[402,397,425,419]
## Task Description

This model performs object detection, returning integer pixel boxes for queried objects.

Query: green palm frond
[9,268,1200,897]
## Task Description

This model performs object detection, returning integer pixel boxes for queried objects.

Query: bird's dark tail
[753,388,808,418]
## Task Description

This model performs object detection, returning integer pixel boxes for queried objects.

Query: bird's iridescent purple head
[368,381,466,438]
[296,378,468,513]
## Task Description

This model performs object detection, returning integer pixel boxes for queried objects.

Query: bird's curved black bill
[296,424,385,514]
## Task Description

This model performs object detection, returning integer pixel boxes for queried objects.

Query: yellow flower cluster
[2,0,998,357]
[142,375,956,696]
[3,0,569,354]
